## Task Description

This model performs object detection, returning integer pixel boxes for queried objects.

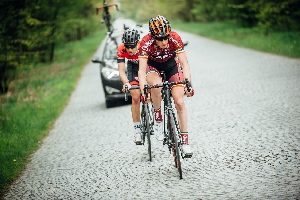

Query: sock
[154,107,162,122]
[181,132,189,145]
[154,107,161,113]
[134,122,141,133]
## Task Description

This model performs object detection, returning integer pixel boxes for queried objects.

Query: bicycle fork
[163,107,182,154]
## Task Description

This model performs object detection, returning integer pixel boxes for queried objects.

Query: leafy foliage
[1,0,299,94]
[120,0,300,32]
[0,0,100,94]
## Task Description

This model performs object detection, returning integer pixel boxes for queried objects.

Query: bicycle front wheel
[140,105,147,145]
[145,105,152,161]
[169,114,182,179]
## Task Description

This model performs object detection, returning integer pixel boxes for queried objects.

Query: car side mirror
[123,24,129,30]
[91,57,106,65]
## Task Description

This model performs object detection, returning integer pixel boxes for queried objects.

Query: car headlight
[101,67,119,79]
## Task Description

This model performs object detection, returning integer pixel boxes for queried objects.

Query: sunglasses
[124,44,137,49]
[155,35,169,41]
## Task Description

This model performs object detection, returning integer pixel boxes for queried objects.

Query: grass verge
[172,21,300,58]
[0,30,105,196]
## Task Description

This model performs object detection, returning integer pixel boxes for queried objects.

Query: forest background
[1,0,299,94]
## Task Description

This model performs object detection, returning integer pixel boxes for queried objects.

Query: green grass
[172,21,300,58]
[0,29,105,196]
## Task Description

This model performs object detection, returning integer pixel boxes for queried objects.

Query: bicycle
[125,85,154,162]
[144,76,192,179]
[96,0,119,33]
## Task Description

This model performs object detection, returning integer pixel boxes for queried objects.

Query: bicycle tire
[169,113,182,179]
[141,104,152,161]
[148,104,154,135]
[145,105,152,161]
[140,105,146,145]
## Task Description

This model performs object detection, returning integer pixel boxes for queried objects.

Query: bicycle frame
[161,82,183,179]
[145,79,189,179]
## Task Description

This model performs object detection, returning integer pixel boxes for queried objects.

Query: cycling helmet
[149,15,171,38]
[122,29,140,44]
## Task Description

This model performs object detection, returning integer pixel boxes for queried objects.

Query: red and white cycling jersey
[117,43,139,64]
[138,31,185,63]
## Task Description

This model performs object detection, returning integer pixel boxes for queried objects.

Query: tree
[0,0,26,93]
[0,0,99,94]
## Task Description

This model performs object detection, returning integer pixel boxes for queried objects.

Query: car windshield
[103,36,120,60]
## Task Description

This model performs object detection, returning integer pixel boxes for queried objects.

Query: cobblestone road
[4,31,300,200]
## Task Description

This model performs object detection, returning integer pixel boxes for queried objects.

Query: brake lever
[125,85,128,101]
[185,78,192,92]
[143,84,149,100]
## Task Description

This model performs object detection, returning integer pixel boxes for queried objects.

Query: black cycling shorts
[127,61,139,84]
[146,56,185,83]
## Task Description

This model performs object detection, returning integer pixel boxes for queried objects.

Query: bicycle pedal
[182,153,193,158]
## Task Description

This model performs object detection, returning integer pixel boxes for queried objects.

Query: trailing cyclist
[117,29,143,145]
[138,15,195,157]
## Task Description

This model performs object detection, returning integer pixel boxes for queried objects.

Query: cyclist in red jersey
[117,29,142,145]
[138,15,194,157]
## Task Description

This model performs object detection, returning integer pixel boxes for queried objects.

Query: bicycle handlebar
[145,78,191,90]
[124,78,192,102]
[144,78,192,97]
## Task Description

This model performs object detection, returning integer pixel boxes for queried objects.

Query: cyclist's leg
[171,86,187,131]
[128,63,141,144]
[130,82,140,123]
[168,62,193,157]
[146,66,164,140]
[128,63,141,124]
[167,63,187,132]
[145,66,162,110]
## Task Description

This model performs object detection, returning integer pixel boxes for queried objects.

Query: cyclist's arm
[117,45,128,84]
[118,62,128,84]
[177,52,191,82]
[177,51,194,96]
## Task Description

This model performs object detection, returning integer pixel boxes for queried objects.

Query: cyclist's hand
[140,95,146,104]
[140,93,151,104]
[122,83,131,93]
[185,78,194,97]
[185,87,194,97]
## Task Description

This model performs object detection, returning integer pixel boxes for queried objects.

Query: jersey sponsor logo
[128,59,138,64]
